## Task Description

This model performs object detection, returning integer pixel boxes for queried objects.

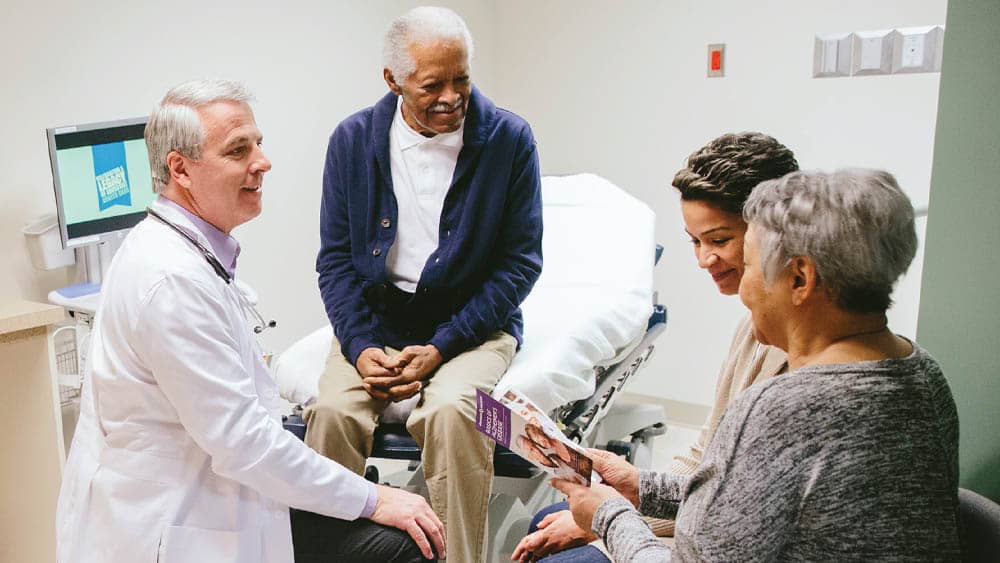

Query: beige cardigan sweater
[668,314,787,475]
[639,315,786,539]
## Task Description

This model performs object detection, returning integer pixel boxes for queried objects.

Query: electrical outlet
[813,33,852,77]
[892,26,944,74]
[852,30,894,76]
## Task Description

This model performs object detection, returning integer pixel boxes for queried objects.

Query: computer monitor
[46,117,156,249]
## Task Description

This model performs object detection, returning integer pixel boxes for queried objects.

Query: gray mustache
[429,97,464,113]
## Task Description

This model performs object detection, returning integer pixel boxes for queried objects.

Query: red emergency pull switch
[707,43,725,77]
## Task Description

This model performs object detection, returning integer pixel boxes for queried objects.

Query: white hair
[743,169,918,314]
[145,79,254,192]
[382,6,474,84]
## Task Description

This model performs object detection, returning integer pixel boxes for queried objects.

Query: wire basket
[53,324,82,406]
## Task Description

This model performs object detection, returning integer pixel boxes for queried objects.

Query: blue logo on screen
[92,142,132,211]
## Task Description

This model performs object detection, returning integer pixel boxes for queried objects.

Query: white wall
[0,0,497,354]
[491,0,946,409]
[1,0,946,412]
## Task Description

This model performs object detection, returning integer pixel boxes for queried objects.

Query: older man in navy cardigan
[304,7,542,562]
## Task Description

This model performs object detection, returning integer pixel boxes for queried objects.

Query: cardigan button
[372,248,382,257]
[381,218,391,228]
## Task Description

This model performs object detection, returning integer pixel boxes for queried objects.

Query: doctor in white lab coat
[56,80,446,563]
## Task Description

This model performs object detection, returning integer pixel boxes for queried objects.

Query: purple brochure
[475,389,511,448]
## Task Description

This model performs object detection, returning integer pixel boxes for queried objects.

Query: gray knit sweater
[593,344,961,562]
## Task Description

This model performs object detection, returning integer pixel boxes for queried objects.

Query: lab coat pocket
[88,465,171,562]
[158,524,262,563]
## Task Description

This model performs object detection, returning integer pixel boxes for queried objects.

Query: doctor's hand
[588,448,640,507]
[511,509,595,562]
[550,478,623,537]
[370,484,446,561]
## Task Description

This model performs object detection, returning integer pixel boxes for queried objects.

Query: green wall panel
[919,0,1000,501]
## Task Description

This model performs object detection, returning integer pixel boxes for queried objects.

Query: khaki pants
[304,331,517,563]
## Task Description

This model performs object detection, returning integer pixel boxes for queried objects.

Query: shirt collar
[157,196,241,277]
[392,95,465,151]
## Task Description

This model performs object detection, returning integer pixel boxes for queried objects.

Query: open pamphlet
[475,388,594,486]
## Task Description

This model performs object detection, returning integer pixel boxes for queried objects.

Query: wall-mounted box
[23,214,75,270]
[852,29,894,76]
[813,33,852,77]
[892,26,944,74]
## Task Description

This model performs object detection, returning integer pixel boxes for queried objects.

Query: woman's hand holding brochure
[549,478,622,535]
[587,448,640,507]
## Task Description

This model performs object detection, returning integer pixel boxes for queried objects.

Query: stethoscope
[146,207,277,334]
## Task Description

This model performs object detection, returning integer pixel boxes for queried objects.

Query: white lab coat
[56,199,370,563]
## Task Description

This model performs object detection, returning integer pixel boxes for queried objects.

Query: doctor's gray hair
[145,79,255,192]
[743,169,917,314]
[383,6,474,84]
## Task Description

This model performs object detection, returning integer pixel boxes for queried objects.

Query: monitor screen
[46,117,156,248]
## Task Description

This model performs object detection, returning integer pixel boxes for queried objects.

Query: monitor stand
[48,239,118,316]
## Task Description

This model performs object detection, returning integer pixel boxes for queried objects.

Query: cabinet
[0,300,66,563]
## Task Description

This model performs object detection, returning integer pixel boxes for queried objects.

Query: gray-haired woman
[553,169,961,561]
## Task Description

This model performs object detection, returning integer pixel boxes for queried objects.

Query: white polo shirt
[387,96,464,292]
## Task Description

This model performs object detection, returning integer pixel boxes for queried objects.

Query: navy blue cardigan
[317,87,543,365]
